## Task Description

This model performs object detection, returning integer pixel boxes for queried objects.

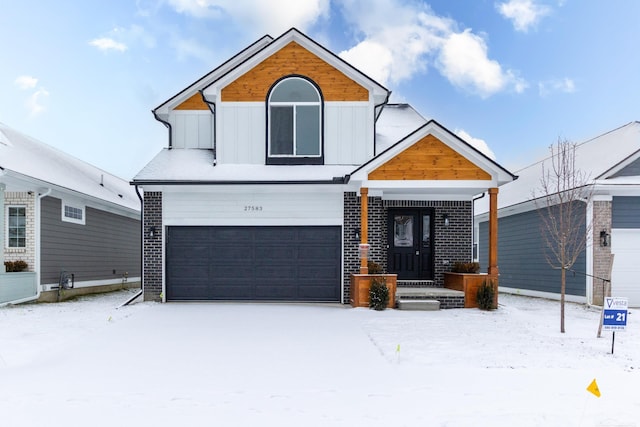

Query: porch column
[360,187,368,274]
[0,183,5,272]
[488,187,499,277]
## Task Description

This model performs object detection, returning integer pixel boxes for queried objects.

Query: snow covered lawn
[1,289,638,426]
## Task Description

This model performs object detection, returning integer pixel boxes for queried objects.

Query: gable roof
[351,119,516,186]
[476,121,640,215]
[0,123,139,212]
[201,28,389,105]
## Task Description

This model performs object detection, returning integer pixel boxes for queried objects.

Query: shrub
[369,277,389,311]
[4,260,28,272]
[367,260,383,274]
[451,261,480,273]
[476,279,495,310]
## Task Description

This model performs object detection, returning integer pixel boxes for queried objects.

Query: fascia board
[596,149,640,179]
[154,35,274,115]
[203,28,389,100]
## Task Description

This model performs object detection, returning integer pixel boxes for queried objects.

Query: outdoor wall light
[443,213,450,227]
[600,230,609,247]
[149,226,157,239]
[353,228,360,240]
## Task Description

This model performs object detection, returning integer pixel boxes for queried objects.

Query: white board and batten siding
[163,187,344,227]
[215,102,372,165]
[611,229,640,307]
[170,111,214,149]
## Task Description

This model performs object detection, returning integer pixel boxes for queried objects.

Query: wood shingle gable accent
[369,134,491,181]
[174,93,208,110]
[220,41,369,102]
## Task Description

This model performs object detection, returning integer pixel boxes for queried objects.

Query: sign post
[602,297,628,354]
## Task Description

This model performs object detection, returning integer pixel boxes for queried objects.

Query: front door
[387,209,434,280]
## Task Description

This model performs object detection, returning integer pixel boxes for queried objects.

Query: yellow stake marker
[587,379,601,398]
[396,344,400,353]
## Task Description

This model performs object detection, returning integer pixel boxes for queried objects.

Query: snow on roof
[133,148,354,183]
[476,121,640,215]
[0,123,139,211]
[375,104,428,153]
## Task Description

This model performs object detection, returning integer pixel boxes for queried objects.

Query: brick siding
[143,192,163,301]
[4,192,36,271]
[592,200,612,305]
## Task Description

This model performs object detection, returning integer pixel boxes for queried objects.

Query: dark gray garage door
[166,226,341,302]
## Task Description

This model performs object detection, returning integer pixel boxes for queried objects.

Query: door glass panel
[422,214,430,246]
[394,215,413,247]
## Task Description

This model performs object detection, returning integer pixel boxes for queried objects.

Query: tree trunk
[561,266,566,333]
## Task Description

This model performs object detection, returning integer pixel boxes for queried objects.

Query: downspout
[32,188,52,302]
[153,110,173,149]
[200,90,217,166]
[373,91,391,157]
[121,185,144,307]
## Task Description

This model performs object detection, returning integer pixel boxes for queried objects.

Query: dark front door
[387,209,434,280]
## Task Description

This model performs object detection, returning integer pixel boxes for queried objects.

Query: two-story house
[132,28,515,303]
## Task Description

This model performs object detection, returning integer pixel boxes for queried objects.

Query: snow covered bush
[369,277,389,311]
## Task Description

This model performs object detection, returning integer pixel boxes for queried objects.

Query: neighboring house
[476,122,640,307]
[0,123,141,305]
[132,28,515,303]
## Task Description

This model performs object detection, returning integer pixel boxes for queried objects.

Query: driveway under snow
[1,290,638,426]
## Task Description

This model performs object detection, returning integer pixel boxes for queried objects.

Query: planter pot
[444,272,498,309]
[350,274,397,308]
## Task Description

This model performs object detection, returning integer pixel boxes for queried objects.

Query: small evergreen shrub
[451,261,480,273]
[476,279,495,310]
[367,260,383,274]
[369,277,389,311]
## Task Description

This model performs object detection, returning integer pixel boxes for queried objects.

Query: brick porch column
[0,184,4,271]
[360,187,368,274]
[488,187,499,277]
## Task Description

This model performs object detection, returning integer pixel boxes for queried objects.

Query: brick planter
[350,274,397,308]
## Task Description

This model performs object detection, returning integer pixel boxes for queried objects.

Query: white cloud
[437,30,527,98]
[14,75,38,90]
[338,0,525,97]
[538,77,576,97]
[89,37,128,52]
[171,37,215,62]
[25,88,50,116]
[165,0,329,35]
[456,129,496,160]
[496,0,551,32]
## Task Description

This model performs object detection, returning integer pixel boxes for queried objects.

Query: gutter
[153,110,173,149]
[130,177,350,186]
[200,90,217,166]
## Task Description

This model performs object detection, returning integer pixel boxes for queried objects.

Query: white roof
[133,149,354,183]
[476,121,640,215]
[376,104,428,153]
[0,123,139,211]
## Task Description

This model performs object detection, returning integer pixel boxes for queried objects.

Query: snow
[1,290,638,426]
[375,104,428,153]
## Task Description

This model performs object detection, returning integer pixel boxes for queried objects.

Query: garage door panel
[166,226,341,302]
[611,229,640,307]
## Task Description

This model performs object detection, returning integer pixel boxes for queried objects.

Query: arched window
[267,76,322,164]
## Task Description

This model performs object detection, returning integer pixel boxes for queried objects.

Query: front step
[395,287,465,309]
[397,299,440,311]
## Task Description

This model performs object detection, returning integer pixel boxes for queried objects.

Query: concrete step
[397,299,440,311]
[395,287,465,309]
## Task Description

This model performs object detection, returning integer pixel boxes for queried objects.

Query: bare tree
[535,138,592,333]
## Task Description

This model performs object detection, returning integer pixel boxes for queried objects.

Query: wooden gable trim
[221,41,369,102]
[174,93,208,110]
[369,134,491,181]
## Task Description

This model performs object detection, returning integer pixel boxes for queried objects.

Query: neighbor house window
[62,202,85,225]
[267,76,322,165]
[7,206,26,248]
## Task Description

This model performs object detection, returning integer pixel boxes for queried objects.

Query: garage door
[611,229,640,307]
[166,226,341,302]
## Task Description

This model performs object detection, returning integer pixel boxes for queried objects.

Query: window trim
[61,202,86,225]
[266,75,324,165]
[6,205,27,248]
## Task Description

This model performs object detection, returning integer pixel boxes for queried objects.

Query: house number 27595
[244,205,263,211]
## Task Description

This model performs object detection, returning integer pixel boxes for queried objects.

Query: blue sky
[2,0,639,179]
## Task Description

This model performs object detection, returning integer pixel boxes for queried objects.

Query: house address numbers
[244,205,263,212]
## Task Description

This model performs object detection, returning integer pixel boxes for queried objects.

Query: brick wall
[4,192,36,271]
[143,192,163,301]
[592,200,612,305]
[343,193,472,301]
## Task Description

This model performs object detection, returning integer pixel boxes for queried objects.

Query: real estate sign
[602,297,628,331]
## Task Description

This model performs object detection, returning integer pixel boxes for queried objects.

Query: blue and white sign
[603,297,628,331]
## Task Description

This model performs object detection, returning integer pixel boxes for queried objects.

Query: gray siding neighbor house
[1,123,141,305]
[476,122,640,307]
[132,28,516,304]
